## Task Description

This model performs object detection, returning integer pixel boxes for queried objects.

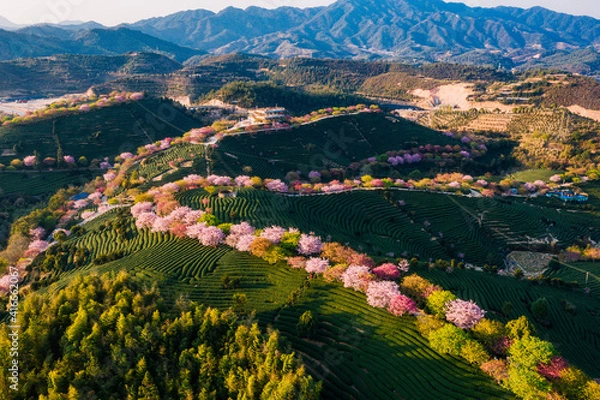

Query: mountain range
[0,0,599,69]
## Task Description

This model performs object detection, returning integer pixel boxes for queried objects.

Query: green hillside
[176,188,600,267]
[212,113,462,179]
[0,98,199,165]
[28,211,512,400]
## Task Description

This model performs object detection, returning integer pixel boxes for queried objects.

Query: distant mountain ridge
[0,27,204,62]
[128,0,600,64]
[0,0,598,69]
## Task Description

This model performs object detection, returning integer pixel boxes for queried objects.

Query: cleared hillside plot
[417,266,600,377]
[178,188,600,266]
[36,214,511,400]
[0,99,199,164]
[212,113,460,179]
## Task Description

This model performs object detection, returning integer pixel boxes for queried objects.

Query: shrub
[429,324,469,356]
[426,290,457,318]
[297,311,318,338]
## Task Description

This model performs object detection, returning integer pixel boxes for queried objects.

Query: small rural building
[248,107,287,124]
[218,190,237,199]
[71,192,90,201]
[546,190,588,202]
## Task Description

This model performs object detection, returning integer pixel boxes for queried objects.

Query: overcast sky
[2,0,598,26]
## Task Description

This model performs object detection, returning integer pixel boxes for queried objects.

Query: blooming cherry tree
[549,174,562,183]
[388,294,418,316]
[25,240,49,257]
[445,299,486,329]
[72,199,89,210]
[266,179,288,193]
[366,281,400,308]
[234,175,254,187]
[30,227,46,240]
[305,258,330,274]
[81,210,95,220]
[103,172,117,181]
[235,234,256,252]
[198,226,225,247]
[341,265,373,292]
[151,217,172,233]
[131,202,153,218]
[372,263,400,280]
[297,234,323,255]
[23,155,36,167]
[260,226,287,244]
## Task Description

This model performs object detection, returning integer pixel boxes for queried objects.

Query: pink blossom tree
[184,174,204,185]
[120,152,134,160]
[185,223,208,240]
[266,179,288,193]
[260,226,287,244]
[206,175,232,186]
[25,240,49,257]
[388,294,418,316]
[151,217,172,233]
[168,206,193,222]
[103,172,117,181]
[297,234,323,255]
[63,155,76,164]
[131,202,154,218]
[23,155,36,167]
[234,175,254,187]
[445,299,486,329]
[235,234,256,252]
[366,281,400,308]
[129,92,144,101]
[81,210,95,220]
[198,226,225,247]
[72,199,89,210]
[537,356,569,380]
[341,265,373,292]
[226,222,256,247]
[230,222,255,236]
[372,263,400,280]
[305,258,330,274]
[29,227,46,240]
[549,174,562,183]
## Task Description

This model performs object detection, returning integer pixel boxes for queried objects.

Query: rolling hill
[0,27,204,62]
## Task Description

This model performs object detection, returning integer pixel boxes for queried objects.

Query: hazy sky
[2,0,598,26]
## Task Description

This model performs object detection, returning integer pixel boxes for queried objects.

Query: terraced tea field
[38,212,512,400]
[544,261,600,298]
[417,266,600,377]
[0,170,96,195]
[211,113,459,178]
[0,99,199,164]
[132,143,206,183]
[178,188,600,266]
